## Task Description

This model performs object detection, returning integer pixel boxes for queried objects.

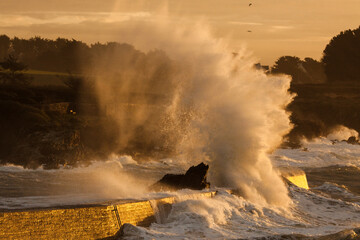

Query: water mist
[88,15,294,207]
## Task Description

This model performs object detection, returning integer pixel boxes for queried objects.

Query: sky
[0,0,359,65]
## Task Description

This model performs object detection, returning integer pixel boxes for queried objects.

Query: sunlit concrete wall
[0,205,119,240]
[280,167,309,190]
[0,192,216,240]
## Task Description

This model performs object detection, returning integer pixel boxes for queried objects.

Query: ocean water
[1,138,360,239]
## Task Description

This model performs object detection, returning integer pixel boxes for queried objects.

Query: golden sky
[0,0,359,64]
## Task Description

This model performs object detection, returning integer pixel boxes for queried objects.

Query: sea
[1,136,360,239]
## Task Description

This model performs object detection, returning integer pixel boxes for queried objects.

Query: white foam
[0,164,44,172]
[107,154,138,166]
[327,126,359,141]
[272,138,360,168]
[123,187,360,239]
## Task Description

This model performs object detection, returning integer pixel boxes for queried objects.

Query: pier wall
[0,192,216,240]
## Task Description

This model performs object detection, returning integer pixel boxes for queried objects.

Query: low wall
[0,205,119,240]
[0,192,216,240]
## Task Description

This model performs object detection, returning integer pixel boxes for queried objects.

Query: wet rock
[149,162,210,191]
[345,136,360,145]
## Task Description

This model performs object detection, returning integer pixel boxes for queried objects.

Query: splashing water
[326,125,359,142]
[88,15,294,207]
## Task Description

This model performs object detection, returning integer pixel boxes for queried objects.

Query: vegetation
[0,35,175,168]
[271,26,360,85]
[323,26,360,83]
[0,54,30,85]
[270,26,360,146]
[271,56,326,84]
[1,25,360,167]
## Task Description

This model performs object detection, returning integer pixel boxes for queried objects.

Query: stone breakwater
[0,192,216,240]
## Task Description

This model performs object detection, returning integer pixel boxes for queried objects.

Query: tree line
[1,25,359,84]
[270,25,360,84]
[0,35,90,73]
[0,35,171,79]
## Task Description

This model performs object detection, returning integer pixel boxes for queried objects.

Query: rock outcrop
[149,162,210,191]
[346,136,360,145]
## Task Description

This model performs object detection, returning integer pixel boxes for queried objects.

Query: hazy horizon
[0,0,359,65]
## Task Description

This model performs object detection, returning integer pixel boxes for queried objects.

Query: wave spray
[89,13,293,207]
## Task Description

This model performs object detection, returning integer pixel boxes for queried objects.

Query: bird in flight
[249,3,252,6]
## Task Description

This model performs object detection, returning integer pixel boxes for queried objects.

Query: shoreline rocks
[149,162,210,191]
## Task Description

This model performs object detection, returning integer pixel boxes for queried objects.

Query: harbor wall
[0,192,216,240]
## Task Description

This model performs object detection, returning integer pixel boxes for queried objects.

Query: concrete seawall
[280,167,309,190]
[0,192,216,240]
[0,170,309,240]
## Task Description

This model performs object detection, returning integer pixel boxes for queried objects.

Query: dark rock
[149,162,210,191]
[346,136,359,145]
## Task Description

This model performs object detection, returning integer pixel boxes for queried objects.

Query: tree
[302,57,326,83]
[271,56,326,84]
[0,35,10,60]
[57,39,91,73]
[322,26,360,82]
[0,54,29,85]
